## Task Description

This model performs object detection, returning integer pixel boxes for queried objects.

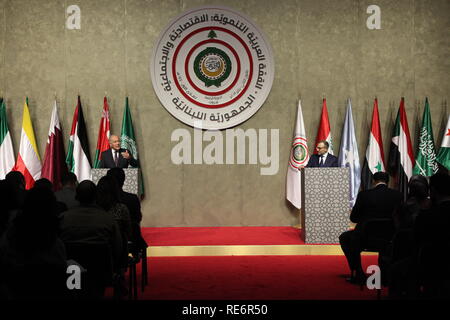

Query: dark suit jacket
[99,148,138,169]
[350,184,403,232]
[306,153,339,168]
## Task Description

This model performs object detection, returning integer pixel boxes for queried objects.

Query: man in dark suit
[306,140,338,167]
[99,135,138,169]
[339,172,403,283]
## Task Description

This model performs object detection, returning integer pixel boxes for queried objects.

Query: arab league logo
[150,6,274,130]
[289,137,309,169]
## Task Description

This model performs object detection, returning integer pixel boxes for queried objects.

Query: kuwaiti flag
[436,115,450,170]
[66,96,92,182]
[338,99,361,207]
[388,97,415,200]
[0,98,15,179]
[13,98,41,189]
[93,96,111,168]
[314,98,334,154]
[41,101,68,191]
[286,100,309,209]
[361,98,386,190]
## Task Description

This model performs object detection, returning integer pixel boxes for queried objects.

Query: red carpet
[142,227,314,246]
[129,255,382,300]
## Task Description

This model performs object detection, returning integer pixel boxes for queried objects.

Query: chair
[64,242,114,299]
[358,218,396,299]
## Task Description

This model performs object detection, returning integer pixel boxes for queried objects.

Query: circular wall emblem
[289,137,309,169]
[150,6,274,130]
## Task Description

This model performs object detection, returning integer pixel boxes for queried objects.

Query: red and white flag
[41,100,68,190]
[314,98,333,154]
[14,98,41,189]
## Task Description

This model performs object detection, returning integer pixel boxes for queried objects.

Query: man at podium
[306,140,338,167]
[99,135,138,169]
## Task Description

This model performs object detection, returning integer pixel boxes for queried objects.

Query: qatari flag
[41,100,68,191]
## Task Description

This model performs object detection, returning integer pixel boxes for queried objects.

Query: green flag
[121,97,144,198]
[413,98,438,176]
[436,115,450,170]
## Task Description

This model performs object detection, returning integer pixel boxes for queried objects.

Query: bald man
[99,135,138,169]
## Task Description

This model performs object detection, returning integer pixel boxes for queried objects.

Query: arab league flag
[314,98,334,154]
[14,98,41,189]
[286,100,309,209]
[93,96,111,168]
[388,97,415,200]
[361,98,386,190]
[121,97,144,197]
[413,98,438,176]
[41,101,68,191]
[436,115,450,170]
[0,98,15,179]
[338,99,361,208]
[66,96,92,182]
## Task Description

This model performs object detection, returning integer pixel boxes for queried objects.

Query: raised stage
[142,226,375,257]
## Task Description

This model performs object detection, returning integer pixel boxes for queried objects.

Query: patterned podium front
[302,168,350,244]
[91,168,139,196]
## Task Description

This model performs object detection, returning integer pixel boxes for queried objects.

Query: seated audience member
[339,172,403,283]
[0,180,16,237]
[59,180,123,298]
[393,175,431,230]
[0,187,67,299]
[107,168,148,253]
[55,172,79,209]
[389,173,450,298]
[97,176,131,265]
[34,178,68,216]
[5,171,26,210]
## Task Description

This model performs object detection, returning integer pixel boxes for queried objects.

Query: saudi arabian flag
[413,98,438,176]
[0,98,15,179]
[121,97,144,198]
[436,115,450,171]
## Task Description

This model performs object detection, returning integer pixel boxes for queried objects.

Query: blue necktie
[319,155,324,167]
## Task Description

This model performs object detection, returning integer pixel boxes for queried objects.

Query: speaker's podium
[91,168,140,196]
[301,167,350,244]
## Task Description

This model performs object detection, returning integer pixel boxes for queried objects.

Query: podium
[91,168,140,196]
[301,167,350,244]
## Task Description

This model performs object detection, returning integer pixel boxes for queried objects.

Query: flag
[361,98,386,190]
[0,98,15,179]
[66,96,92,182]
[41,100,68,191]
[413,98,438,176]
[388,97,415,200]
[93,96,111,168]
[338,99,361,207]
[314,98,334,154]
[286,100,309,209]
[436,115,450,170]
[13,98,41,189]
[121,97,144,198]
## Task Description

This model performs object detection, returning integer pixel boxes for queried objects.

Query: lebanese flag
[65,96,92,182]
[41,101,68,191]
[388,97,415,200]
[93,96,111,168]
[361,98,386,190]
[13,98,41,189]
[314,98,334,154]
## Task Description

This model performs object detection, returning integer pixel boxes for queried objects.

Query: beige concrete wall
[0,0,448,227]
